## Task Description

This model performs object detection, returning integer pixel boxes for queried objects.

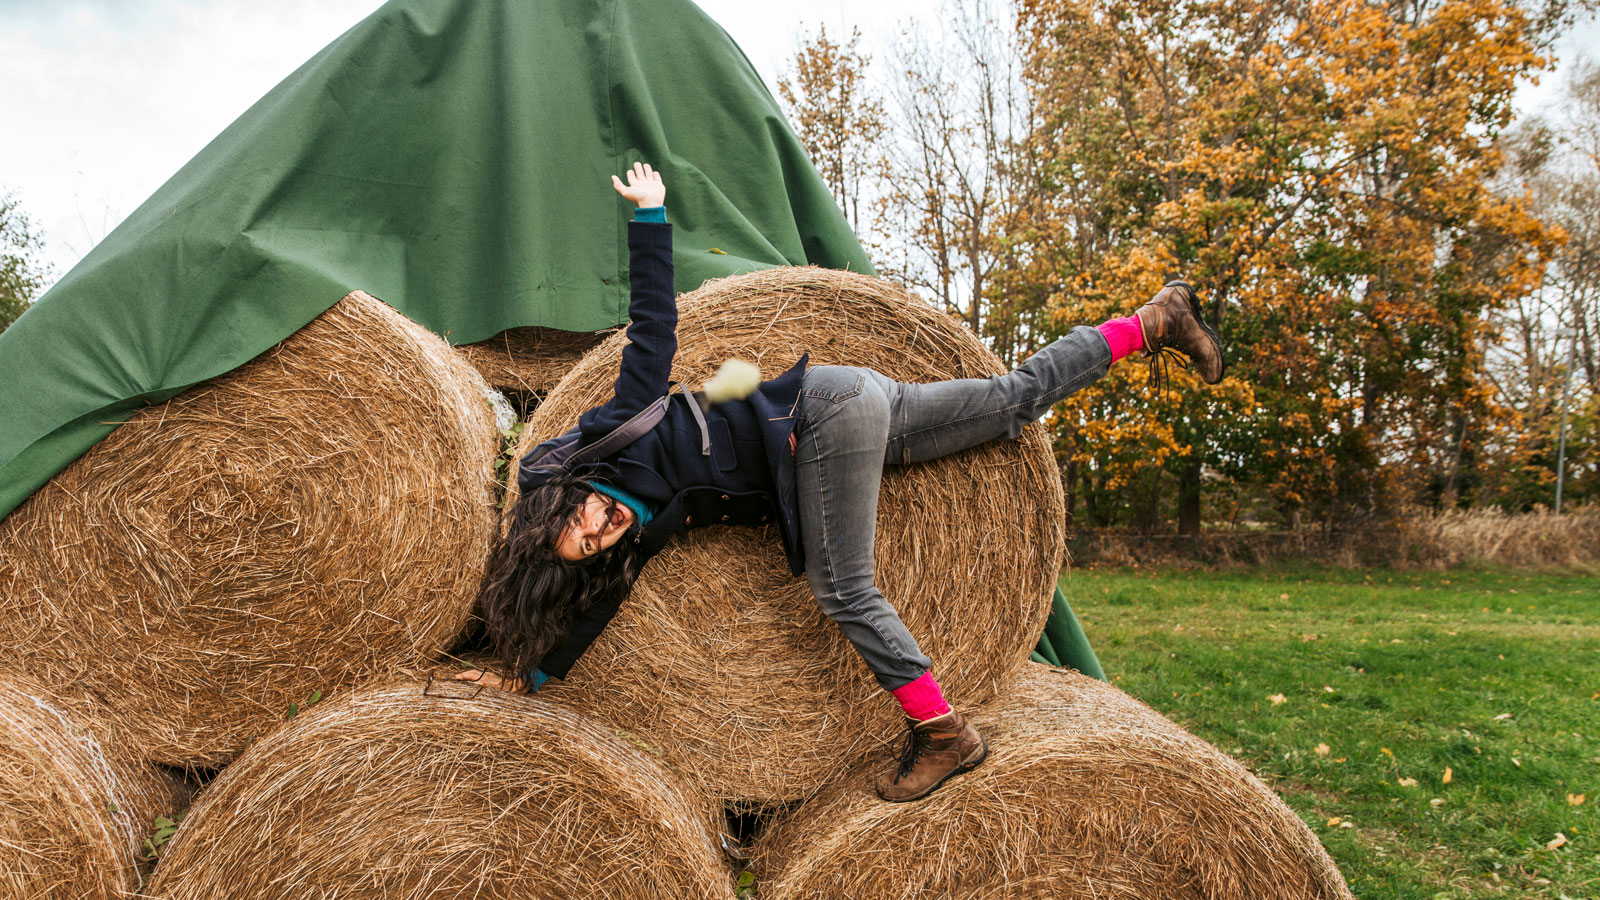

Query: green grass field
[1064,565,1599,899]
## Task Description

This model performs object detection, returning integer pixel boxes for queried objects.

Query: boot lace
[1146,345,1190,395]
[894,725,931,780]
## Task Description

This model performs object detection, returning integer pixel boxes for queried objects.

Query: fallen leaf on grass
[1398,777,1418,787]
[1279,593,1289,600]
[1442,767,1453,784]
[1323,685,1336,693]
[1315,743,1331,757]
[1380,747,1394,758]
[1340,821,1354,829]
[1430,798,1446,807]
[1300,633,1320,642]
[1326,816,1342,827]
[1546,833,1567,851]
[1493,713,1514,721]
[1269,694,1286,705]
[1512,758,1522,767]
[1568,794,1586,806]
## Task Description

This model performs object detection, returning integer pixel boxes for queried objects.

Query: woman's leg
[884,325,1113,466]
[880,281,1226,465]
[791,326,1119,692]
[793,365,933,693]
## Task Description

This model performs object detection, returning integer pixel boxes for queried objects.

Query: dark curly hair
[479,469,644,683]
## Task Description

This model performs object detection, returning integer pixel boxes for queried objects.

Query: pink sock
[891,670,952,721]
[1097,315,1145,363]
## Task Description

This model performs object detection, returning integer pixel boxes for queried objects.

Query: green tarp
[0,0,1103,678]
[1032,586,1107,680]
[0,0,870,521]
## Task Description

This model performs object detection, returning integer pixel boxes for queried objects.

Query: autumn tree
[779,25,886,236]
[874,0,1051,367]
[0,191,50,333]
[1013,0,1566,533]
[1484,57,1600,508]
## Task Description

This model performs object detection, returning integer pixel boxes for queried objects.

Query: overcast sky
[1,0,1593,288]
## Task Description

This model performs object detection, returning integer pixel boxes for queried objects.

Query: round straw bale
[513,267,1065,803]
[456,325,615,397]
[0,672,176,900]
[0,290,499,767]
[753,664,1352,900]
[145,680,735,900]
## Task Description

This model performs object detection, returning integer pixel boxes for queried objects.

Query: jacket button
[685,516,693,525]
[759,515,768,522]
[721,514,730,521]
[721,494,729,501]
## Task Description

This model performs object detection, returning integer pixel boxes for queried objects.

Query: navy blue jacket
[517,220,807,677]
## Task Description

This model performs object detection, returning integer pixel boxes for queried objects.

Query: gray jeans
[795,325,1112,691]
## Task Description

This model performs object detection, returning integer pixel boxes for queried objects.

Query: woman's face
[555,492,635,561]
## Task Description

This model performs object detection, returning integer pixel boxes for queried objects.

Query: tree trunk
[1178,456,1202,536]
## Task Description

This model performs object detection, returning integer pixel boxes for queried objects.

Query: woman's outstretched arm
[579,163,676,439]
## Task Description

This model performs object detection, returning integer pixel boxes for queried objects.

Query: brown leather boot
[874,711,988,803]
[1135,280,1225,385]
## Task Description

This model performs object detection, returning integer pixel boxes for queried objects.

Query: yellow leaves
[1315,742,1331,757]
[1545,833,1568,851]
[1569,794,1586,807]
[1398,777,1419,787]
[1441,767,1453,785]
[1268,693,1287,705]
[1380,747,1394,758]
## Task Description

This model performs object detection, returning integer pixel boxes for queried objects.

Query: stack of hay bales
[145,681,735,899]
[0,673,175,900]
[0,290,500,767]
[0,271,1351,897]
[517,266,1065,804]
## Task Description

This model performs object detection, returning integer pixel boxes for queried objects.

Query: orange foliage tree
[1012,0,1565,531]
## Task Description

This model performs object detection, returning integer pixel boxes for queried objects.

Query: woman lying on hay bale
[460,163,1226,802]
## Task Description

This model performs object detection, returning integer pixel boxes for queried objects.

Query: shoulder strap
[562,394,672,470]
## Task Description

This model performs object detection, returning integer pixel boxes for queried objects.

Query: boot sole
[876,737,989,803]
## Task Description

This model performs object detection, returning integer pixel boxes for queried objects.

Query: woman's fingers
[454,669,501,687]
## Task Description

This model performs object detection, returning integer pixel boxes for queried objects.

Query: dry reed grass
[753,664,1352,900]
[513,266,1065,804]
[0,672,174,900]
[456,325,615,397]
[1073,506,1600,570]
[144,679,735,900]
[0,291,500,767]
[1395,506,1600,568]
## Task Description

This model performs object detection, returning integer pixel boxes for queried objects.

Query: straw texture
[0,291,500,767]
[0,673,173,900]
[144,680,735,900]
[754,664,1353,900]
[456,325,615,398]
[517,267,1065,803]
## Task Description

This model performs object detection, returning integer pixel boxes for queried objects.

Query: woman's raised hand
[453,668,527,694]
[611,161,666,208]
